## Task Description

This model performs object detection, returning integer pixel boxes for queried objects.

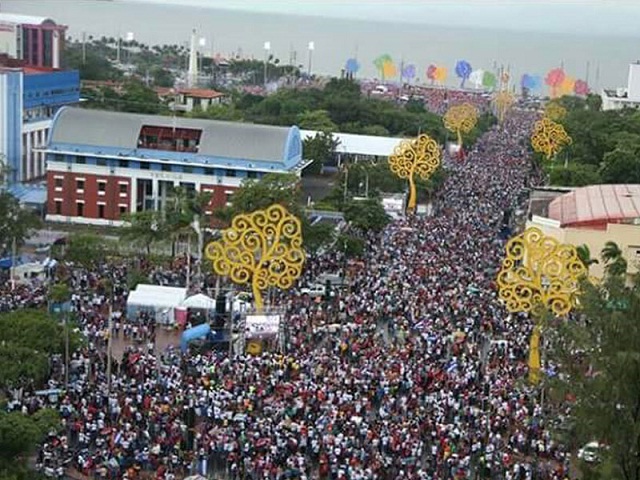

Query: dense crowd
[7,109,575,480]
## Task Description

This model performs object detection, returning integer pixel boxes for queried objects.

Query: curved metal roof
[548,184,640,227]
[49,107,297,164]
[0,13,56,25]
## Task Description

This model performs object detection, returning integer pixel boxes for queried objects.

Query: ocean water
[3,0,639,91]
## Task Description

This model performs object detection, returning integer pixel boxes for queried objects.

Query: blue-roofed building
[0,66,80,183]
[44,107,308,226]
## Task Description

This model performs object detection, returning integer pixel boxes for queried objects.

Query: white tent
[126,284,187,324]
[182,293,216,310]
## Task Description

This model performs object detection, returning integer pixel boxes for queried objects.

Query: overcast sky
[132,0,640,36]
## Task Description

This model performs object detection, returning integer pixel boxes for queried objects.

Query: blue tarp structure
[181,324,211,352]
[7,184,47,205]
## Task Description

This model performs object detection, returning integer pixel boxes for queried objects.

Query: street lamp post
[307,41,315,77]
[263,41,271,87]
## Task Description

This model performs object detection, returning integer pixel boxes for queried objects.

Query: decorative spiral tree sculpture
[205,204,305,311]
[443,102,479,148]
[388,134,441,214]
[496,227,586,384]
[531,117,572,160]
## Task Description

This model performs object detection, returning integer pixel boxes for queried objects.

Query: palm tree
[576,244,599,270]
[601,241,628,277]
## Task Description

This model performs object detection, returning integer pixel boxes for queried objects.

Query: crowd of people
[6,108,577,480]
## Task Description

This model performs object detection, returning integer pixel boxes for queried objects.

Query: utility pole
[82,31,87,64]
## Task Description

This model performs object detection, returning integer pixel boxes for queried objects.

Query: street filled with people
[6,108,576,480]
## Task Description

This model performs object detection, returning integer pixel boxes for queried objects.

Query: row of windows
[54,178,128,195]
[54,201,127,218]
[52,154,261,178]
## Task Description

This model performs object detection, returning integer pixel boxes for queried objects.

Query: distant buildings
[528,184,640,280]
[601,62,640,111]
[0,13,66,69]
[43,108,307,226]
[0,65,80,183]
[0,13,79,184]
[155,87,227,113]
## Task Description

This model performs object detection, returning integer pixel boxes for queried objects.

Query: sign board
[245,314,280,337]
[381,193,406,219]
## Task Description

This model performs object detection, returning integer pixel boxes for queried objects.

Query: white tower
[188,29,198,88]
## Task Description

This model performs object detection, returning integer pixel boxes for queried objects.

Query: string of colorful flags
[344,55,591,97]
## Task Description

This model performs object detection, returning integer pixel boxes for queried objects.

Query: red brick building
[43,108,306,226]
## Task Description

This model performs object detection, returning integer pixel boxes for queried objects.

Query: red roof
[179,88,225,99]
[548,184,640,228]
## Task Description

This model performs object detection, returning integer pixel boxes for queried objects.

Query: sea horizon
[3,0,639,90]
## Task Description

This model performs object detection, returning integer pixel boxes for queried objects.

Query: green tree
[600,147,640,184]
[304,221,335,254]
[343,198,390,233]
[65,233,107,268]
[296,109,338,131]
[302,132,340,175]
[0,409,59,479]
[119,80,166,114]
[576,244,599,270]
[151,66,175,87]
[338,234,365,258]
[551,249,640,480]
[216,173,300,223]
[121,210,166,255]
[213,173,333,254]
[48,283,71,304]
[0,192,42,254]
[548,163,602,187]
[601,241,628,277]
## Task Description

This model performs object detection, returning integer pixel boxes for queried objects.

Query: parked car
[578,441,602,463]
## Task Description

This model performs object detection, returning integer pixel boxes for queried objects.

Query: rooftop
[548,184,640,228]
[0,13,57,25]
[47,107,302,169]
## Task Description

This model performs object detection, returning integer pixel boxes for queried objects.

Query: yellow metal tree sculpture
[543,102,567,121]
[443,103,479,148]
[531,117,572,160]
[205,204,305,311]
[388,134,441,213]
[493,90,515,124]
[496,227,586,384]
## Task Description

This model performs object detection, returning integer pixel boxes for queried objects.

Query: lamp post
[263,41,271,87]
[307,41,315,77]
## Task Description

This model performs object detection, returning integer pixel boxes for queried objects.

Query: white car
[577,441,601,463]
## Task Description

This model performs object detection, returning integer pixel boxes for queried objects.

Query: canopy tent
[126,284,187,325]
[182,293,217,310]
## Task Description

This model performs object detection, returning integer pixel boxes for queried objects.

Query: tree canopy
[0,192,41,254]
[545,95,640,186]
[551,244,640,480]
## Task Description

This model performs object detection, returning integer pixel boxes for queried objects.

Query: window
[76,179,85,192]
[54,154,64,162]
[140,162,150,170]
[119,205,127,215]
[98,204,105,218]
[137,124,202,153]
[119,183,128,195]
[54,177,63,189]
[204,168,214,176]
[225,169,236,177]
[183,166,192,174]
[119,160,129,168]
[54,200,62,215]
[161,164,171,172]
[76,156,86,164]
[225,192,233,204]
[96,158,107,167]
[247,171,257,179]
[76,202,84,217]
[98,181,106,195]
